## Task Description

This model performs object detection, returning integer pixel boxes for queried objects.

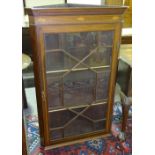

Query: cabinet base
[43,133,111,150]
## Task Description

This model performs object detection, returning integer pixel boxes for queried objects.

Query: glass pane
[98,31,114,46]
[45,31,113,71]
[83,104,107,120]
[64,70,96,107]
[45,49,78,71]
[49,110,76,129]
[46,72,63,108]
[44,30,114,141]
[49,104,107,140]
[51,130,63,140]
[84,47,112,67]
[96,69,111,101]
[64,116,95,137]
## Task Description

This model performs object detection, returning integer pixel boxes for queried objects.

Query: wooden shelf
[46,65,111,74]
[48,99,107,113]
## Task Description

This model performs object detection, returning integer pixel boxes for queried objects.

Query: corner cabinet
[26,4,127,149]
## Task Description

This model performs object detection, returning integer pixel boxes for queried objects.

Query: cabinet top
[26,3,127,16]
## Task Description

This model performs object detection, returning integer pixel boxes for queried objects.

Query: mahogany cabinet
[26,4,127,149]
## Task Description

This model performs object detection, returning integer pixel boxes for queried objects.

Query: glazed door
[40,24,119,144]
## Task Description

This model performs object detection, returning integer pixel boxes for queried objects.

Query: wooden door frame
[34,22,122,146]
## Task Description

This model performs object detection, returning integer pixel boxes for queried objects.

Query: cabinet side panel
[29,25,49,146]
[106,22,122,132]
